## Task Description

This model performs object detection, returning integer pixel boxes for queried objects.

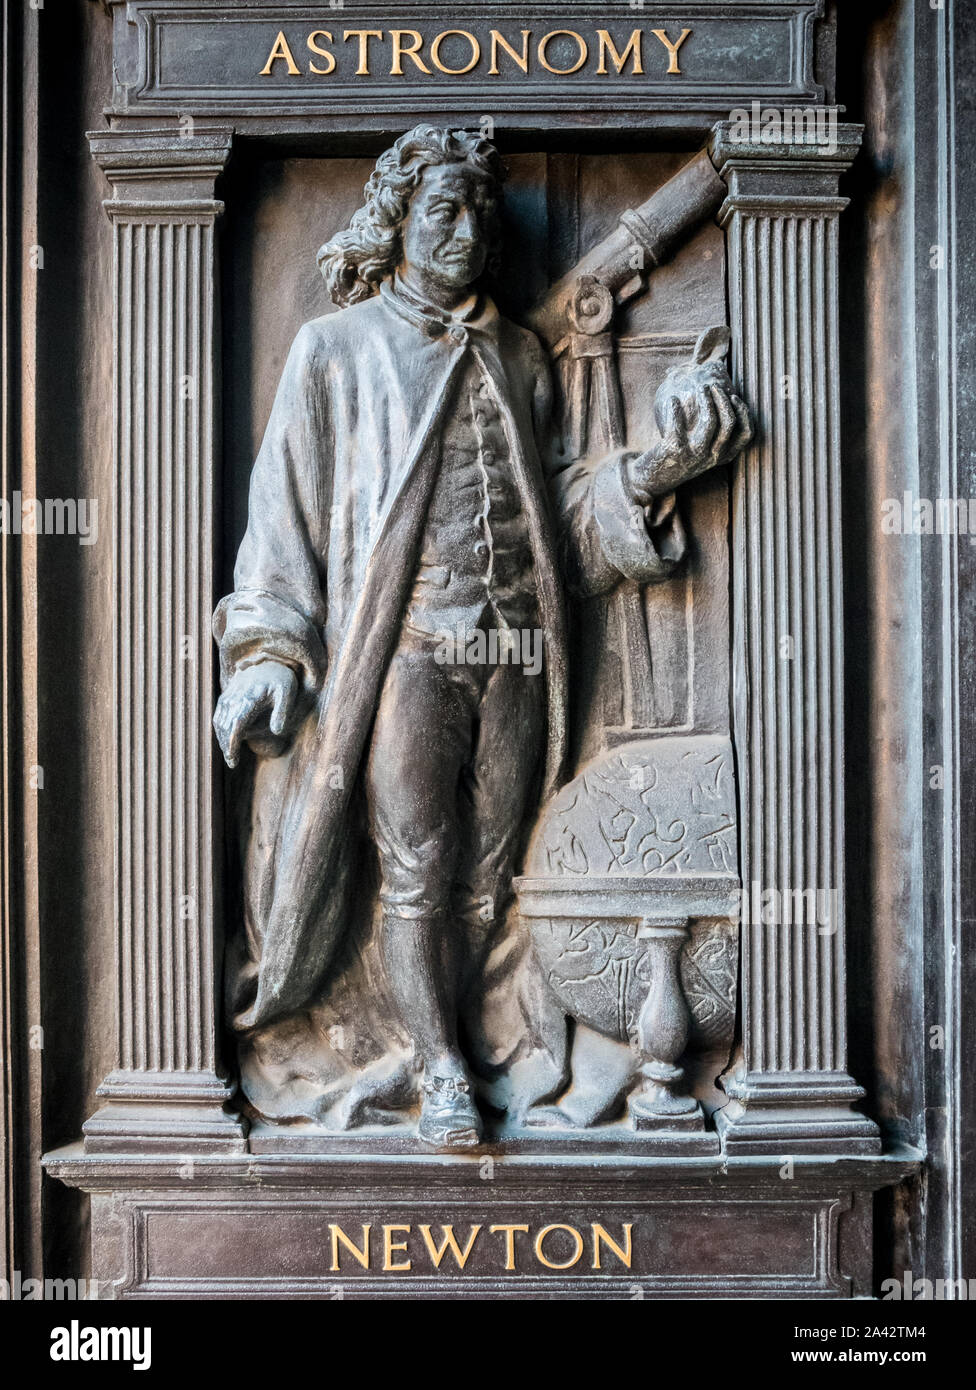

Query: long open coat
[215,280,683,1048]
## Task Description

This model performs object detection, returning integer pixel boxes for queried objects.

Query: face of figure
[398,161,496,307]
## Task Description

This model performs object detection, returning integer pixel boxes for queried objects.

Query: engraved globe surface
[518,736,739,1047]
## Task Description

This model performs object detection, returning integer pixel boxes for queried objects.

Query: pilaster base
[715,1071,882,1156]
[83,1070,247,1154]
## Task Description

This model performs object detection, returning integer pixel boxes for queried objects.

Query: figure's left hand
[626,383,753,507]
[624,325,753,507]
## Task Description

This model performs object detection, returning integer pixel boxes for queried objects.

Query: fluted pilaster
[83,129,245,1152]
[710,123,879,1154]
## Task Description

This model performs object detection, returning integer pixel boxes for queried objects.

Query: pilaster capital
[87,125,234,217]
[710,119,864,223]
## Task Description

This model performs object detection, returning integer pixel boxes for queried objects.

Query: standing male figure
[214,126,750,1146]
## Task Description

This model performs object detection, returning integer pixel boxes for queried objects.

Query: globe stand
[627,919,708,1132]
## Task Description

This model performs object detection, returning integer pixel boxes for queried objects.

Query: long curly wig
[318,125,506,309]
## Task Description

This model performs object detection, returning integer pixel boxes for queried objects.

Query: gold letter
[343,30,383,76]
[390,30,431,75]
[591,1223,633,1270]
[260,31,300,77]
[307,31,336,76]
[537,30,588,75]
[382,1225,412,1272]
[329,1223,371,1271]
[490,1224,529,1271]
[651,27,692,75]
[489,30,530,75]
[596,29,644,75]
[430,30,481,75]
[534,1224,585,1269]
[418,1225,482,1269]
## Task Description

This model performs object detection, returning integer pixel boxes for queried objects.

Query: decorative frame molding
[72,6,879,1161]
[37,0,947,1302]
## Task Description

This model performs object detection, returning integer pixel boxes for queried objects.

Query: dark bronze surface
[6,0,964,1302]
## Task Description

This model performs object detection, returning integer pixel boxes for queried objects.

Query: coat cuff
[213,589,327,700]
[592,451,687,585]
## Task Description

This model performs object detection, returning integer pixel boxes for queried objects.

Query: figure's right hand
[213,660,298,768]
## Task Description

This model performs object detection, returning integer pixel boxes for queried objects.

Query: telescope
[525,147,730,733]
[525,148,728,354]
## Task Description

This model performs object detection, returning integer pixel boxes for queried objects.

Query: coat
[214,279,684,1035]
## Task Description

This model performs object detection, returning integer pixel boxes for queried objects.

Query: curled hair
[317,125,506,309]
